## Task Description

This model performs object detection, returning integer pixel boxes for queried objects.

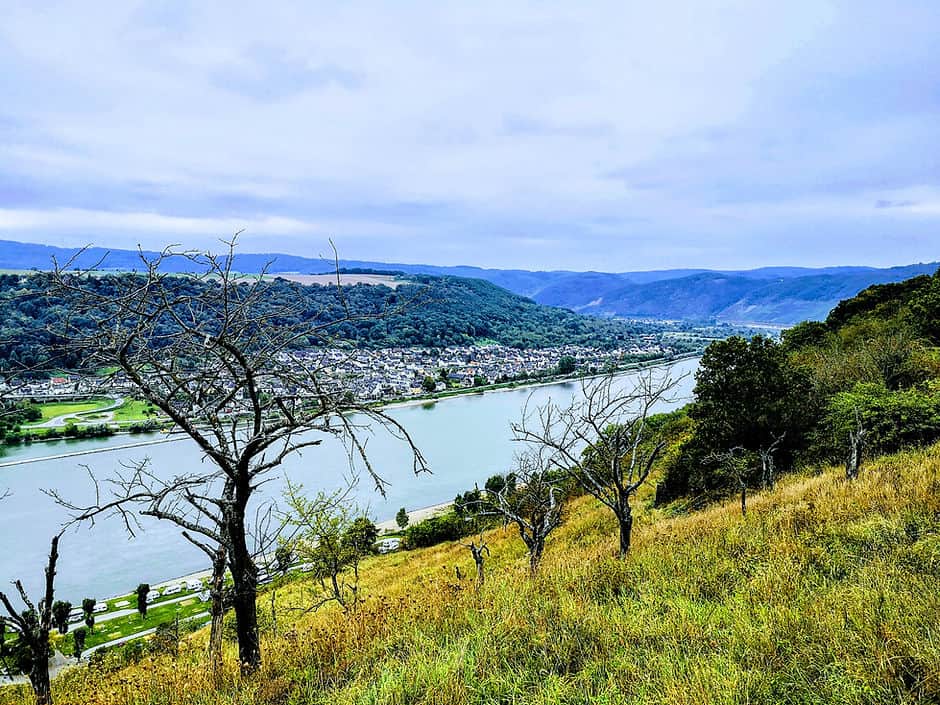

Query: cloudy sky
[1,1,938,271]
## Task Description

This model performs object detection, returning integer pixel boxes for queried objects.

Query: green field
[30,398,112,424]
[112,399,159,423]
[72,597,211,650]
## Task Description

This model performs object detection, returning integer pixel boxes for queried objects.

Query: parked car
[92,602,109,613]
[377,537,401,554]
[162,584,183,596]
[196,591,210,603]
[146,590,160,603]
[185,579,203,591]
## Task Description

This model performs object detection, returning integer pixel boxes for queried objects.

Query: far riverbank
[0,353,699,469]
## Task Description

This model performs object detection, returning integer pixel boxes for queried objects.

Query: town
[4,341,680,407]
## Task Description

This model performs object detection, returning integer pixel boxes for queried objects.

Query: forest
[0,272,687,372]
[655,267,940,505]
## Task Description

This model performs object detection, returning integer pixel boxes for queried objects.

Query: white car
[162,584,183,596]
[377,537,401,554]
[196,591,211,603]
[186,579,203,592]
[92,602,108,613]
[146,590,160,602]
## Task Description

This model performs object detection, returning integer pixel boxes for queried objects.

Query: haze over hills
[1,239,936,326]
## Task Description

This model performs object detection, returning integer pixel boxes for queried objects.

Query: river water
[0,357,698,601]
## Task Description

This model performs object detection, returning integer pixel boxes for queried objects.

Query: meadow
[5,442,938,705]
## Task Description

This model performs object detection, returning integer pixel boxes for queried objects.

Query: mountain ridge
[0,239,936,325]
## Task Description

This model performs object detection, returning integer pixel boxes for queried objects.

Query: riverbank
[0,355,700,616]
[0,353,700,467]
[379,352,699,412]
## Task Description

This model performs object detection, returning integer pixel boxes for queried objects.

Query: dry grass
[6,445,940,704]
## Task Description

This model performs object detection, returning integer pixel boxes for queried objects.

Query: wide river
[0,357,698,600]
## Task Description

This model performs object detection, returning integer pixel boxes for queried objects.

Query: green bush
[403,511,476,549]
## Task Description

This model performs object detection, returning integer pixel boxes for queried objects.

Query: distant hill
[0,271,690,370]
[1,239,936,325]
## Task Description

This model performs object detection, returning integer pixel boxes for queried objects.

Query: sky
[1,1,938,272]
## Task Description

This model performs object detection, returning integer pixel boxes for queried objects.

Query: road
[30,396,124,428]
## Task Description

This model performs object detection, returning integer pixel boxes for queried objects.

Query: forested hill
[1,239,936,325]
[0,271,683,370]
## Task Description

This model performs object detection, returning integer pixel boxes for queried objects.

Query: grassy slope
[12,445,940,705]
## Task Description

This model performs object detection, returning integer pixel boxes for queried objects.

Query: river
[0,357,698,601]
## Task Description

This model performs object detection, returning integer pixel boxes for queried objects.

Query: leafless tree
[759,433,785,490]
[490,450,565,576]
[512,368,681,557]
[461,531,490,587]
[46,240,427,674]
[47,461,234,674]
[845,409,867,480]
[0,532,63,705]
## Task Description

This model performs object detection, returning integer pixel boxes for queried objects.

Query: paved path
[30,397,124,429]
[85,611,209,656]
[91,592,201,624]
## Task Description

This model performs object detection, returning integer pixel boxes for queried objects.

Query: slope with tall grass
[6,444,940,705]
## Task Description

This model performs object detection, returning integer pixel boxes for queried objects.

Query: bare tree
[0,532,63,705]
[845,409,867,480]
[48,461,233,674]
[759,433,785,490]
[461,530,490,587]
[512,368,681,557]
[46,240,427,674]
[490,451,565,576]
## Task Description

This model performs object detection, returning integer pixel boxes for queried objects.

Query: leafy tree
[72,627,87,660]
[556,355,576,375]
[343,517,378,556]
[135,584,149,619]
[453,487,483,517]
[81,598,96,631]
[283,482,376,613]
[403,512,475,548]
[484,473,516,496]
[51,600,71,635]
[274,544,293,575]
[395,507,409,529]
[659,336,813,503]
[422,376,437,393]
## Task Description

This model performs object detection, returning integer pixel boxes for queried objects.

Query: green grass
[29,398,112,423]
[14,444,936,704]
[69,598,211,650]
[111,399,159,423]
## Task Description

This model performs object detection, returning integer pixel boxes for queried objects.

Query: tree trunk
[28,651,52,705]
[473,555,485,586]
[740,485,747,516]
[208,545,227,676]
[617,511,634,558]
[226,501,260,675]
[528,541,543,577]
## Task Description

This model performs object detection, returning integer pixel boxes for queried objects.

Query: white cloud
[0,1,938,269]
